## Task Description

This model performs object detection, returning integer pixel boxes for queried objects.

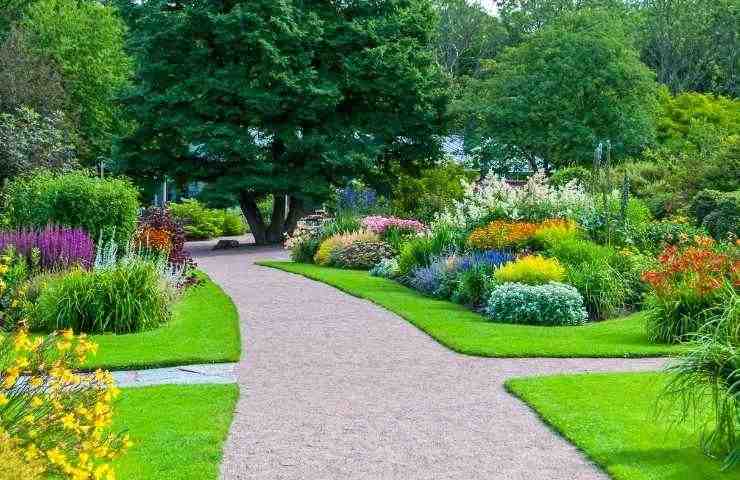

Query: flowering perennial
[0,330,130,479]
[437,171,593,228]
[0,226,94,271]
[361,216,426,236]
[642,242,738,298]
[468,220,539,250]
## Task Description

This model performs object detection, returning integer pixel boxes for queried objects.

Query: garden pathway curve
[189,239,668,480]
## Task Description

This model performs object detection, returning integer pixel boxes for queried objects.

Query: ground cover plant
[506,372,738,479]
[261,261,681,358]
[113,384,238,480]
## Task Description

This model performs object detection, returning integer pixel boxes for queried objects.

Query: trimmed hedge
[4,170,139,246]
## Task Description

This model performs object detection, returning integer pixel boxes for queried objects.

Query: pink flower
[361,216,426,235]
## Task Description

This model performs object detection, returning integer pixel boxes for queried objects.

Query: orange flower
[134,227,172,253]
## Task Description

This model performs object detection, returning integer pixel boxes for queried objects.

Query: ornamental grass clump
[643,239,738,343]
[35,257,172,333]
[663,284,739,470]
[494,255,566,285]
[313,230,378,266]
[485,282,588,326]
[0,329,130,479]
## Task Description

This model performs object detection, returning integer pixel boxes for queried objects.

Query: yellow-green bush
[313,230,378,265]
[494,255,566,285]
[0,430,44,480]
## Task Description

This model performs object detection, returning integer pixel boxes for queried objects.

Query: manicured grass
[83,275,241,370]
[506,372,737,479]
[260,261,683,358]
[113,384,238,479]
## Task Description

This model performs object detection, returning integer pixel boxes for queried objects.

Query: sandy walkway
[188,241,666,480]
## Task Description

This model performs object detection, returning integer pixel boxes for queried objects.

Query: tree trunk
[239,191,267,244]
[238,192,306,245]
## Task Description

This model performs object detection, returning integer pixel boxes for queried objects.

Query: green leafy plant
[35,258,171,333]
[4,170,139,247]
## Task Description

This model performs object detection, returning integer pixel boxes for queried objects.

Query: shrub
[545,238,631,319]
[494,255,565,285]
[632,219,709,254]
[35,258,172,333]
[0,430,44,480]
[222,209,247,236]
[169,198,224,240]
[485,282,588,326]
[532,221,581,249]
[691,190,740,241]
[138,206,192,268]
[0,330,130,478]
[550,166,591,188]
[330,241,394,270]
[314,230,378,266]
[0,226,94,271]
[369,258,400,278]
[643,243,736,343]
[390,162,475,223]
[452,265,494,307]
[4,170,139,247]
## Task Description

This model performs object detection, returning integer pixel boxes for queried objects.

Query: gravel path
[188,240,668,480]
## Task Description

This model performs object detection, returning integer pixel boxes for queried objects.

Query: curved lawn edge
[505,372,735,479]
[82,272,241,371]
[259,261,684,358]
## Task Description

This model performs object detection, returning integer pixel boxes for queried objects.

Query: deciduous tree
[117,0,449,244]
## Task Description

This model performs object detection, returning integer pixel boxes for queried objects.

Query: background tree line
[0,0,736,242]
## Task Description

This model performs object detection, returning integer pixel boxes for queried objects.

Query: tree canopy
[460,8,659,170]
[118,0,449,244]
[21,0,132,163]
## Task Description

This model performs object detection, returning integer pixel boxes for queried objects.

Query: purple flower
[0,225,94,270]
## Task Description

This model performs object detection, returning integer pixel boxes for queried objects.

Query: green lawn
[260,261,683,358]
[113,384,238,479]
[83,275,241,371]
[506,372,737,480]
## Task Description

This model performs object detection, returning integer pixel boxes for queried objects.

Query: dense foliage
[486,282,588,326]
[460,9,658,169]
[117,0,449,244]
[169,199,247,240]
[3,170,139,247]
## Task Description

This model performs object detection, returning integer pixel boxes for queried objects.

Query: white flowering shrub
[485,282,588,326]
[436,171,594,229]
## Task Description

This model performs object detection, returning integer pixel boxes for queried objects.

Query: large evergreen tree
[118,0,448,244]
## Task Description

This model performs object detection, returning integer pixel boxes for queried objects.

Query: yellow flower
[30,396,44,408]
[0,393,9,406]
